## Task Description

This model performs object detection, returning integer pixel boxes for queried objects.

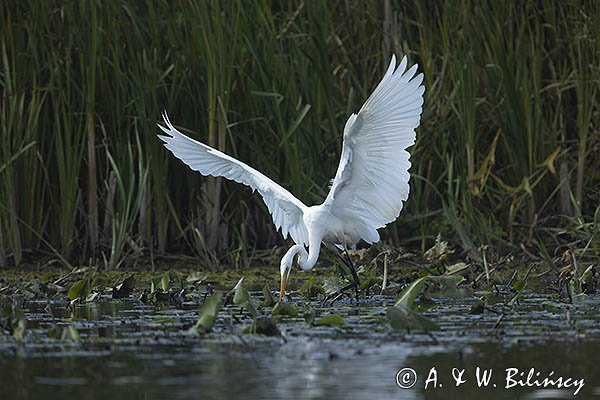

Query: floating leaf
[428,275,465,297]
[272,301,298,317]
[61,325,80,341]
[150,276,161,294]
[314,314,345,327]
[387,306,440,333]
[395,275,464,309]
[233,278,258,317]
[68,279,91,302]
[150,272,170,294]
[513,279,527,291]
[303,306,316,325]
[429,275,465,287]
[194,292,223,333]
[186,272,207,284]
[508,279,527,305]
[541,301,565,314]
[244,317,280,336]
[152,316,178,324]
[394,277,427,308]
[387,306,409,331]
[262,283,275,307]
[50,324,81,341]
[161,271,170,292]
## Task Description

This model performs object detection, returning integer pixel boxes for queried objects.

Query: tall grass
[0,1,598,269]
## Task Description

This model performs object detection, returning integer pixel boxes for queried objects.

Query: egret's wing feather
[158,113,309,246]
[325,55,424,243]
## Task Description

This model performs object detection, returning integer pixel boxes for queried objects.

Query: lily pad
[262,283,275,307]
[61,325,80,341]
[193,292,223,333]
[244,317,280,336]
[314,314,345,327]
[386,306,440,333]
[428,275,465,297]
[541,300,565,314]
[395,275,464,309]
[429,274,465,287]
[68,279,91,302]
[508,279,527,305]
[233,278,258,317]
[186,272,207,284]
[394,277,427,308]
[272,301,298,317]
[303,306,316,325]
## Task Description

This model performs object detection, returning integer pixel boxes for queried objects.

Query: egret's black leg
[323,246,360,305]
[343,248,360,301]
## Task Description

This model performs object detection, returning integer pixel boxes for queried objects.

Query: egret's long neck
[298,233,322,271]
[281,244,307,274]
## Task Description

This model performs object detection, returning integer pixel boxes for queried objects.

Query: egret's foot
[322,280,360,306]
[322,291,346,306]
[323,247,361,306]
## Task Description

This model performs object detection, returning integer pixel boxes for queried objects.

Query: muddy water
[1,294,599,399]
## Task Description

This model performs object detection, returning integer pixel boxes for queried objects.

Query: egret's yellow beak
[279,274,287,301]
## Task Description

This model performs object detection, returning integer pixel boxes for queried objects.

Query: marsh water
[1,293,599,399]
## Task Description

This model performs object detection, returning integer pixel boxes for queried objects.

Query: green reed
[0,1,598,269]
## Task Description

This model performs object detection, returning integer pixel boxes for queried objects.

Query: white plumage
[158,113,309,247]
[158,55,424,299]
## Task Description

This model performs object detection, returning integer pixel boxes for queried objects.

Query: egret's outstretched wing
[324,55,424,244]
[158,113,308,246]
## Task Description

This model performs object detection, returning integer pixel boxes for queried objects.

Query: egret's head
[279,244,306,301]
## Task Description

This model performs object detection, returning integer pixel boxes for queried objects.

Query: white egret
[158,55,424,302]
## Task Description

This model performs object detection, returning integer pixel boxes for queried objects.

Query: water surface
[1,293,598,399]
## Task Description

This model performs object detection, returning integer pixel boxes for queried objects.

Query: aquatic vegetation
[193,292,222,334]
[1,263,599,398]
